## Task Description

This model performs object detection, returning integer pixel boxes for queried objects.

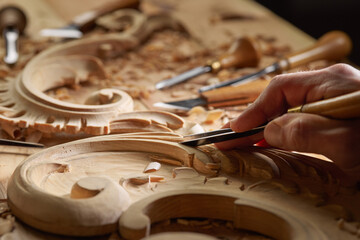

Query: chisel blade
[153,97,206,111]
[181,126,265,146]
[39,27,83,39]
[155,66,212,90]
[198,63,279,92]
[3,29,19,65]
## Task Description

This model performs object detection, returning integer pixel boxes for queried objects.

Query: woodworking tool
[154,80,267,111]
[0,6,27,65]
[199,31,352,92]
[181,90,360,146]
[39,0,139,38]
[0,139,44,148]
[155,36,261,89]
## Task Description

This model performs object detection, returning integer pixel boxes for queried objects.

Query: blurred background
[255,0,360,66]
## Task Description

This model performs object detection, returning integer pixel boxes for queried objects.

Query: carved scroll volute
[118,189,327,240]
[6,133,219,236]
[8,164,130,236]
[0,9,186,138]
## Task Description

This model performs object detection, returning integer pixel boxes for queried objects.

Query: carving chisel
[0,6,27,65]
[181,90,360,146]
[0,139,44,148]
[40,0,139,39]
[155,36,261,89]
[154,79,268,111]
[199,31,352,92]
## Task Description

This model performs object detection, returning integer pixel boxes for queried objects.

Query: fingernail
[265,120,282,147]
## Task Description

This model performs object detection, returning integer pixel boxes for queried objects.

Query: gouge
[199,31,352,92]
[39,0,139,39]
[181,90,360,146]
[155,36,262,89]
[0,6,27,65]
[0,139,44,148]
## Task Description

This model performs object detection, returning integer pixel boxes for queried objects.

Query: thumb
[264,113,360,168]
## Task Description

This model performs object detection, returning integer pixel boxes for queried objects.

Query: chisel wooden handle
[72,0,139,32]
[0,6,27,34]
[201,79,269,103]
[288,90,360,119]
[277,31,352,71]
[210,37,262,72]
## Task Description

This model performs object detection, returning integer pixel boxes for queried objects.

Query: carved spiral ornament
[0,9,185,139]
[6,132,359,239]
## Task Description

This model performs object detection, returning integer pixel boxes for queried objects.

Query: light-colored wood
[213,36,262,71]
[6,133,360,239]
[201,79,269,103]
[118,189,326,240]
[0,8,192,141]
[298,90,360,119]
[6,133,219,236]
[0,0,358,239]
[70,0,139,32]
[278,31,352,71]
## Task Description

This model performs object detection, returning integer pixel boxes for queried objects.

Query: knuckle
[270,73,291,85]
[327,63,357,76]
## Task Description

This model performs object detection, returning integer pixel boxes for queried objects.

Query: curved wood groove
[118,189,327,240]
[0,9,185,139]
[7,133,218,236]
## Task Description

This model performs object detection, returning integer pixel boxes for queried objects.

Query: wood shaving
[143,162,161,173]
[120,175,165,185]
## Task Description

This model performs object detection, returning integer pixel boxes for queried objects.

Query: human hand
[215,63,360,169]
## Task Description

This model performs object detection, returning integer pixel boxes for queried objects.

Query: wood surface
[6,133,360,239]
[0,0,358,239]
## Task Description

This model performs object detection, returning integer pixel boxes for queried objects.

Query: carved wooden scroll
[119,189,326,240]
[7,133,218,236]
[0,9,186,140]
[6,133,360,239]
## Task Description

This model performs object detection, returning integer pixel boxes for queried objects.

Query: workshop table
[0,0,356,239]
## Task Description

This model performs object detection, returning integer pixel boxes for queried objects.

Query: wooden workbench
[0,0,356,239]
[0,0,318,197]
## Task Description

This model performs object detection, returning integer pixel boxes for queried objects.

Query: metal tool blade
[156,66,212,90]
[183,128,233,140]
[3,28,19,65]
[153,102,194,111]
[0,139,44,148]
[154,97,207,111]
[181,126,265,146]
[199,63,279,93]
[39,24,83,39]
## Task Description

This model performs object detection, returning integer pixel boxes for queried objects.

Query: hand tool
[39,0,139,39]
[198,30,352,93]
[0,139,44,148]
[0,6,27,65]
[181,89,360,146]
[154,79,268,111]
[155,36,261,89]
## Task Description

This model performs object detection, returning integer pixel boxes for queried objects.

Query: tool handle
[202,79,269,103]
[277,31,352,71]
[207,95,259,108]
[0,6,27,34]
[212,37,261,72]
[72,0,139,32]
[289,90,360,119]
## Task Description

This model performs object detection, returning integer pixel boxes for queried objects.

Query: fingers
[229,63,360,136]
[265,113,360,169]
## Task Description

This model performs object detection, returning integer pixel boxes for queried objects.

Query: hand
[215,63,360,169]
